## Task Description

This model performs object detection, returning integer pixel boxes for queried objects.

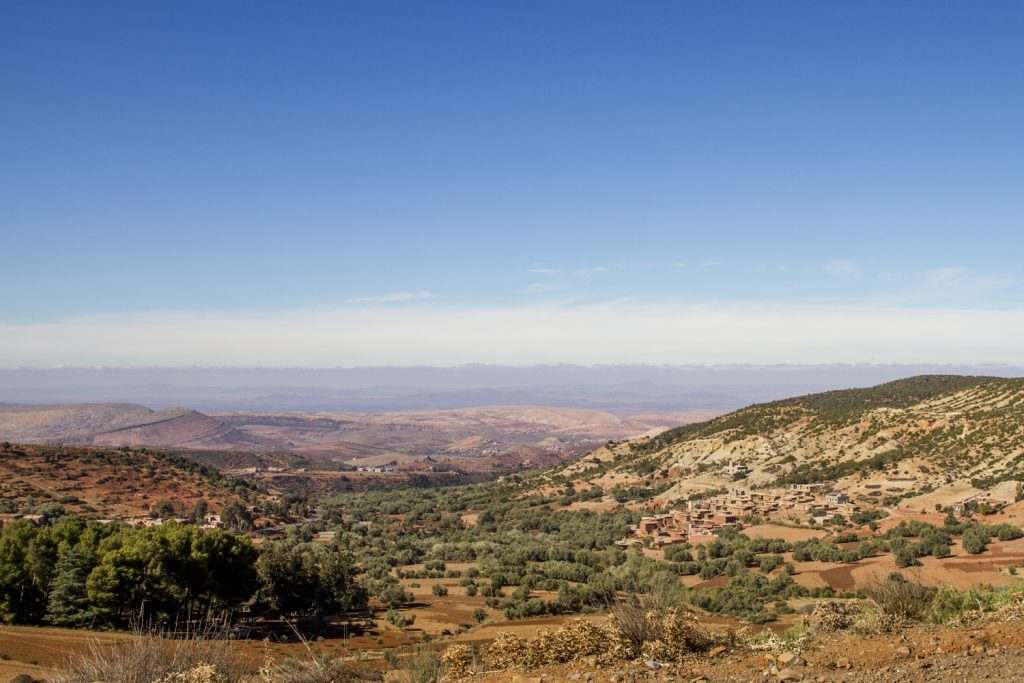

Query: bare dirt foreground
[0,625,128,681]
[5,619,1024,683]
[465,621,1024,683]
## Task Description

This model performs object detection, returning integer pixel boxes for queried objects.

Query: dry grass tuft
[154,664,229,683]
[398,647,445,683]
[257,654,379,683]
[870,574,935,621]
[56,621,378,683]
[55,623,245,683]
[607,600,659,660]
[256,623,380,683]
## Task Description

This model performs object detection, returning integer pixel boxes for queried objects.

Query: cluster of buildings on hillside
[631,484,857,546]
[1,511,234,531]
[355,457,460,474]
[951,494,1008,514]
[120,512,227,529]
[113,504,266,530]
[0,513,45,528]
[356,463,396,473]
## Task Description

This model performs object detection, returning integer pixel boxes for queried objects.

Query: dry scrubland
[3,377,1024,681]
[0,444,277,522]
[0,403,707,476]
[5,586,1024,682]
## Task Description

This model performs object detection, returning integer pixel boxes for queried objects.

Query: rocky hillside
[0,443,274,521]
[546,375,1024,506]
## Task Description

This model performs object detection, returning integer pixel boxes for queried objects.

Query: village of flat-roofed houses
[629,458,1010,547]
[631,481,854,546]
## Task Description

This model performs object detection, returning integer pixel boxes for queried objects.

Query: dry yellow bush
[482,611,718,671]
[808,601,859,632]
[524,628,560,668]
[556,619,611,658]
[634,609,712,662]
[997,593,1024,622]
[483,632,528,670]
[853,607,908,634]
[521,620,617,668]
[440,644,473,679]
[661,608,713,653]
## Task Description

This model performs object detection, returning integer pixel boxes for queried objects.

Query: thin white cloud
[342,291,434,304]
[525,282,562,293]
[1,302,1022,367]
[922,267,973,286]
[823,260,864,278]
[528,264,617,279]
[696,261,723,268]
[919,267,1015,290]
[574,265,614,278]
[522,263,619,294]
[819,263,1018,301]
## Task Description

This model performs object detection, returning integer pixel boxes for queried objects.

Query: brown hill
[89,407,265,449]
[0,402,720,473]
[0,403,267,450]
[0,402,158,441]
[0,442,274,520]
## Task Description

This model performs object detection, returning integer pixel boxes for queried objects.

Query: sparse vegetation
[870,573,936,621]
[3,375,1024,683]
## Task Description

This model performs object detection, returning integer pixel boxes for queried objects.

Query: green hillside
[541,376,1024,511]
[632,375,1002,455]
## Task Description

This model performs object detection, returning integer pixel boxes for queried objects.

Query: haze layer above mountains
[3,364,1022,413]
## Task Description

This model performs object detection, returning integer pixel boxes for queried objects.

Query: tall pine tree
[46,546,94,627]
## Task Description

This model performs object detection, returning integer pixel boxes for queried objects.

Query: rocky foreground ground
[450,619,1024,683]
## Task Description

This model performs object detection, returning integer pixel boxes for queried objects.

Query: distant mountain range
[0,401,719,471]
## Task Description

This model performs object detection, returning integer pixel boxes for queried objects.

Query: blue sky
[1,2,1023,366]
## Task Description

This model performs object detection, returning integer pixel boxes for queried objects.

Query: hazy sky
[2,2,1023,366]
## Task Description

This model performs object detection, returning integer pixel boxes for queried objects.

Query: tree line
[0,516,366,629]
